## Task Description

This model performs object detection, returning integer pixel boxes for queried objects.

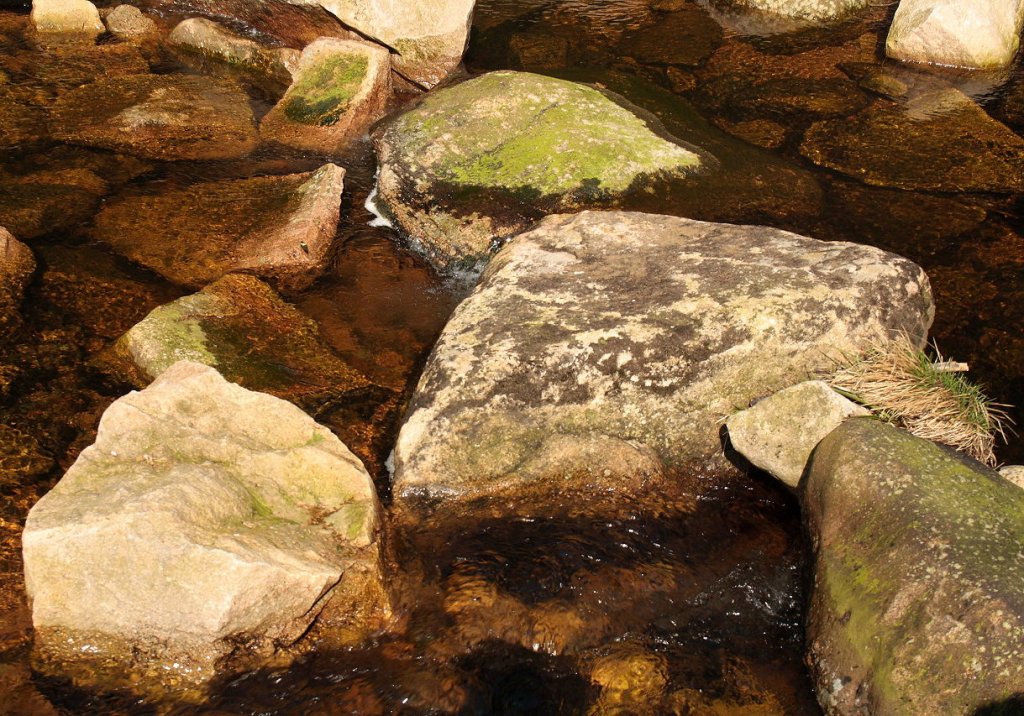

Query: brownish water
[3,0,1024,712]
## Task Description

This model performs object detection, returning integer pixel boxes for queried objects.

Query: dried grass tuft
[828,334,1012,466]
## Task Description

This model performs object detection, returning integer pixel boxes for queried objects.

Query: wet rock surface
[0,168,108,240]
[393,211,934,512]
[104,273,375,411]
[804,418,1024,715]
[374,71,706,273]
[49,74,259,161]
[93,163,345,291]
[23,361,387,692]
[0,227,35,330]
[168,17,297,90]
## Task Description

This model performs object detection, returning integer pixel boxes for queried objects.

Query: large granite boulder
[23,361,388,689]
[804,417,1024,715]
[373,71,707,273]
[261,38,392,154]
[886,0,1024,69]
[285,0,475,87]
[50,74,259,161]
[104,273,374,410]
[0,228,35,331]
[168,18,298,90]
[30,0,104,38]
[93,164,345,291]
[392,211,934,512]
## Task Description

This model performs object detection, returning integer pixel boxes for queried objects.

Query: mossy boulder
[49,74,258,161]
[0,228,36,331]
[373,71,708,273]
[104,273,374,411]
[261,38,391,154]
[22,361,388,694]
[392,211,934,514]
[804,417,1024,714]
[93,163,345,291]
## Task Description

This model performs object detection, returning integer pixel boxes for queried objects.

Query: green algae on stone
[804,417,1024,715]
[283,54,368,126]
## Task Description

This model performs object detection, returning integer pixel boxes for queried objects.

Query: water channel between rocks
[2,0,1024,713]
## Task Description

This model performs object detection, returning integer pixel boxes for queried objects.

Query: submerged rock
[93,164,345,291]
[392,211,934,512]
[0,169,108,240]
[373,71,706,273]
[261,38,391,154]
[801,92,1024,193]
[726,380,868,488]
[0,88,47,149]
[105,273,374,410]
[887,0,1024,69]
[168,17,297,90]
[804,417,1024,715]
[30,0,104,38]
[23,361,387,690]
[290,0,475,87]
[50,74,259,161]
[0,227,35,331]
[616,5,723,67]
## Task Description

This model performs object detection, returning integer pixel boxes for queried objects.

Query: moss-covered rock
[261,38,391,154]
[392,211,933,514]
[49,74,258,161]
[373,71,707,273]
[804,417,1024,714]
[93,163,345,291]
[104,273,374,411]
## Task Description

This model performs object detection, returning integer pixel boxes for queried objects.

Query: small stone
[726,380,868,488]
[999,464,1024,490]
[104,4,157,39]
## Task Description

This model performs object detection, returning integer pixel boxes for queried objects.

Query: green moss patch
[283,54,369,127]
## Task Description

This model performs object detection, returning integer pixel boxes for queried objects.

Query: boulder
[261,38,391,154]
[392,211,934,512]
[886,0,1024,69]
[104,273,374,410]
[23,361,387,688]
[0,169,108,240]
[801,91,1024,193]
[726,380,869,488]
[373,71,707,273]
[168,17,297,90]
[104,4,157,39]
[0,227,35,330]
[93,163,345,291]
[50,74,258,161]
[713,0,868,22]
[804,417,1024,715]
[30,0,104,38]
[287,0,475,87]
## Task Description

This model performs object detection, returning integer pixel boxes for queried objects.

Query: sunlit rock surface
[50,74,259,161]
[0,227,34,331]
[103,4,157,39]
[23,361,386,690]
[93,163,345,291]
[30,0,104,38]
[887,0,1024,69]
[168,17,298,89]
[105,273,374,410]
[393,211,934,513]
[373,71,707,273]
[804,417,1024,715]
[707,0,868,22]
[261,38,391,154]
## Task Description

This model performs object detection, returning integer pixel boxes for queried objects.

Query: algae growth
[283,55,368,127]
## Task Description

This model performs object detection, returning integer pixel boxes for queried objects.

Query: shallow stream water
[3,0,1024,713]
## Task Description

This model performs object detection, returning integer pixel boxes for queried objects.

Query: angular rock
[801,92,1024,193]
[104,4,157,39]
[261,38,391,154]
[168,17,297,90]
[804,417,1024,715]
[0,169,108,240]
[50,74,258,161]
[726,380,868,488]
[0,227,35,331]
[392,211,934,511]
[373,71,706,273]
[93,164,345,291]
[105,273,374,409]
[30,0,104,38]
[712,0,869,21]
[887,0,1024,69]
[23,361,387,687]
[291,0,475,87]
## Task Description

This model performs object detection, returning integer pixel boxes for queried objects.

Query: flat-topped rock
[168,17,297,90]
[50,74,259,161]
[23,361,387,691]
[93,164,345,291]
[713,0,869,22]
[261,38,391,154]
[31,0,104,38]
[392,211,934,513]
[373,71,707,273]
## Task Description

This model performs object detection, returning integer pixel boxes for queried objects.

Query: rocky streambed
[2,0,1024,713]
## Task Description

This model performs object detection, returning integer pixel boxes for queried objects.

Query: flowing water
[2,0,1024,712]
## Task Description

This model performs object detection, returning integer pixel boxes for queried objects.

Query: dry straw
[828,334,1012,466]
